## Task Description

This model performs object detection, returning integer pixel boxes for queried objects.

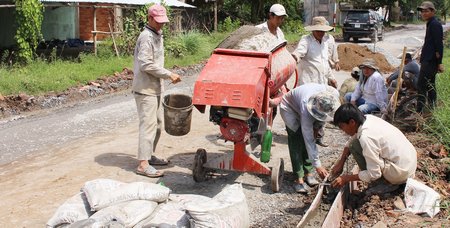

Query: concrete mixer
[191,42,297,192]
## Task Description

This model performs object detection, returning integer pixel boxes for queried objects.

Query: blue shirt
[420,17,443,64]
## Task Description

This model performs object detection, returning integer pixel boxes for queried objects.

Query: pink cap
[148,4,169,23]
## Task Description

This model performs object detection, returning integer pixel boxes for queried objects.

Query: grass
[165,31,229,68]
[0,31,229,96]
[0,55,133,96]
[423,33,450,149]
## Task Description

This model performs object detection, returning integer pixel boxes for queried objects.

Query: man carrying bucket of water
[132,4,181,178]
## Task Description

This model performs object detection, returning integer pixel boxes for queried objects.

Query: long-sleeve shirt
[387,60,420,82]
[352,115,417,184]
[256,22,285,41]
[280,83,339,167]
[351,71,388,112]
[292,34,335,85]
[132,26,172,96]
[420,16,443,65]
[327,34,339,68]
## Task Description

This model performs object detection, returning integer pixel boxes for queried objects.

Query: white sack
[82,179,170,211]
[185,184,249,228]
[46,192,93,227]
[136,194,212,228]
[89,200,158,227]
[404,178,441,217]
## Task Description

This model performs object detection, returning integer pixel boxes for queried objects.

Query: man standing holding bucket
[132,4,181,178]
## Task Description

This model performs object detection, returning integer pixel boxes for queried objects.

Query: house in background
[303,0,337,26]
[0,0,195,50]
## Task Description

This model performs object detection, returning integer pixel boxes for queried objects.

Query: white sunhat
[270,4,288,17]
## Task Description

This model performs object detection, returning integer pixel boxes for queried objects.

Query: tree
[14,0,44,63]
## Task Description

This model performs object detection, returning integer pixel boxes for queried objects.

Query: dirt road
[0,24,443,227]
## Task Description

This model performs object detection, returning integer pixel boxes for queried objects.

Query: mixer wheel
[271,158,284,192]
[193,148,208,182]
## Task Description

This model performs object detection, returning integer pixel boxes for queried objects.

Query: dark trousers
[286,126,313,179]
[416,61,438,113]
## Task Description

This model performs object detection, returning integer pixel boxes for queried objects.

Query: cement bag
[67,218,124,228]
[404,178,441,217]
[46,192,93,227]
[82,179,170,211]
[136,194,212,228]
[185,184,249,228]
[87,200,158,227]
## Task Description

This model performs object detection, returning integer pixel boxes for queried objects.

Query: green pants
[348,138,367,171]
[286,126,313,179]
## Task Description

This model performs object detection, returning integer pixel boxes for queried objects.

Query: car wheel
[353,37,359,42]
[343,33,350,42]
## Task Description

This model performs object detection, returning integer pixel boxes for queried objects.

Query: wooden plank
[322,165,360,227]
[322,185,347,227]
[296,184,325,227]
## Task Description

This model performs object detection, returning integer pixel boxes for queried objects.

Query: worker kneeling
[330,103,417,195]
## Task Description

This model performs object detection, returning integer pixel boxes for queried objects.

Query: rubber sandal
[135,165,164,178]
[149,156,170,166]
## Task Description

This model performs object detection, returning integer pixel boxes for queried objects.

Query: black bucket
[163,94,193,136]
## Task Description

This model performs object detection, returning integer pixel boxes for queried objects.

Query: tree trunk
[250,0,263,23]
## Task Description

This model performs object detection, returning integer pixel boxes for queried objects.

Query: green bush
[218,16,241,33]
[180,31,202,55]
[281,19,306,35]
[97,39,116,59]
[165,39,187,58]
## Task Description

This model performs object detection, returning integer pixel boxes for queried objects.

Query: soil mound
[338,43,395,73]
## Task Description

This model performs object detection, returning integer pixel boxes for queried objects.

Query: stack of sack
[46,179,249,228]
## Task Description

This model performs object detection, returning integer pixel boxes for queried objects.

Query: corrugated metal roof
[39,0,196,8]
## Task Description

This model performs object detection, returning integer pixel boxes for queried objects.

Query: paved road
[0,24,437,166]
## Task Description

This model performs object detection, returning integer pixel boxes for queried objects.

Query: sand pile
[338,43,395,73]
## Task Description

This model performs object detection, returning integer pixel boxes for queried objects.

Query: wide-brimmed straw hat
[305,16,333,32]
[307,90,340,122]
[358,58,379,71]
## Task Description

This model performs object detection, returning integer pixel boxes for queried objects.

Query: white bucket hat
[270,4,288,17]
[305,16,333,32]
[307,90,340,122]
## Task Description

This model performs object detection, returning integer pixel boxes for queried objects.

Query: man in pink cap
[132,4,181,178]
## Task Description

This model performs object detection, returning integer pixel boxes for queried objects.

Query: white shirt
[256,22,286,41]
[292,34,335,85]
[351,71,388,112]
[280,83,339,168]
[351,115,417,184]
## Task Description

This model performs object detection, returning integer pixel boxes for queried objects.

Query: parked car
[342,9,384,42]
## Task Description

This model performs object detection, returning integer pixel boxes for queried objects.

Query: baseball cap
[417,1,435,11]
[148,4,169,23]
[307,90,340,122]
[270,4,288,17]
